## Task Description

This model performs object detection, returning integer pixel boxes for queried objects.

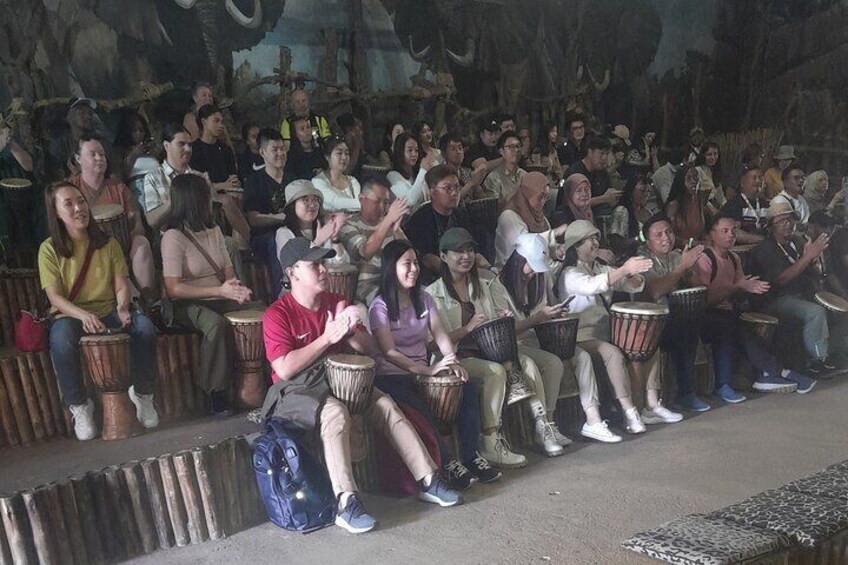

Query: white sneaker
[624,407,646,434]
[580,421,622,443]
[641,403,684,425]
[534,419,564,457]
[69,400,97,441]
[549,423,572,447]
[128,386,160,429]
[479,432,527,469]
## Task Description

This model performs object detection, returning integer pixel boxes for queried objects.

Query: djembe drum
[325,354,375,415]
[667,286,707,338]
[469,317,533,405]
[416,374,464,434]
[730,244,757,272]
[224,310,267,409]
[80,333,135,441]
[814,291,848,315]
[533,316,580,360]
[609,302,669,362]
[1,178,32,244]
[326,264,360,305]
[91,204,130,253]
[739,312,779,346]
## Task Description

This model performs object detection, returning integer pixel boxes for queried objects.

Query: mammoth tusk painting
[226,0,263,29]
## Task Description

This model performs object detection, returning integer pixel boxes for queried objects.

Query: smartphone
[557,296,576,309]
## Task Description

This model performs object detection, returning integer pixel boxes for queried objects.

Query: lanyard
[775,240,799,265]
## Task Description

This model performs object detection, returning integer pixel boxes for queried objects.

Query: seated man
[690,214,813,397]
[404,165,493,285]
[243,128,288,298]
[750,201,844,375]
[440,132,485,201]
[721,165,767,244]
[770,162,810,225]
[481,130,526,204]
[337,174,409,304]
[285,116,326,181]
[279,87,331,151]
[261,237,461,534]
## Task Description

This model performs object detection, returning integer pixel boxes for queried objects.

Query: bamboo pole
[42,483,73,561]
[190,446,225,540]
[0,493,34,565]
[36,351,67,437]
[22,354,54,438]
[173,450,208,543]
[140,458,174,550]
[13,357,44,441]
[154,335,173,421]
[157,455,190,547]
[103,465,142,558]
[0,371,20,447]
[69,475,105,564]
[56,481,88,565]
[88,471,121,561]
[0,358,32,444]
[176,335,195,414]
[120,461,158,555]
[22,487,58,565]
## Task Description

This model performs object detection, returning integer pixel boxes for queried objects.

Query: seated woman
[695,141,726,211]
[40,182,159,440]
[182,81,214,141]
[552,173,594,228]
[68,134,156,299]
[803,170,843,216]
[609,174,657,258]
[664,165,709,248]
[112,111,157,204]
[161,174,255,415]
[527,123,564,182]
[412,120,443,167]
[490,233,622,443]
[558,220,683,434]
[274,180,349,273]
[311,136,362,212]
[369,240,500,488]
[387,132,435,208]
[426,228,565,460]
[378,121,404,169]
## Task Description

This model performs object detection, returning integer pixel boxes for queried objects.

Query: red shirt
[263,291,348,383]
[691,248,743,310]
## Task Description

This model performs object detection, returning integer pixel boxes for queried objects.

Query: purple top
[368,293,435,376]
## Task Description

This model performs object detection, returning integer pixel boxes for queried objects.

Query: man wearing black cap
[261,237,462,534]
[463,115,502,173]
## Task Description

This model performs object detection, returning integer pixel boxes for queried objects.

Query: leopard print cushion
[826,459,848,474]
[708,489,848,548]
[783,469,848,502]
[622,514,787,565]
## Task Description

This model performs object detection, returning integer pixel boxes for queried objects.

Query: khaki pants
[518,345,564,413]
[459,357,507,432]
[319,390,436,496]
[521,338,600,413]
[579,339,661,402]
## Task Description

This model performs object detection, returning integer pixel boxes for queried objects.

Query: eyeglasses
[435,183,461,194]
[773,216,796,226]
[503,143,523,151]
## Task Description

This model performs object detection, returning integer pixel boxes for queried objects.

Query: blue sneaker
[674,393,711,412]
[753,373,798,393]
[715,384,746,404]
[335,494,376,534]
[783,371,816,394]
[419,474,463,507]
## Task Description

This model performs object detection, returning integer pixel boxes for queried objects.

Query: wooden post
[0,509,11,565]
[165,336,183,418]
[0,493,34,565]
[56,481,88,565]
[173,451,208,543]
[42,484,73,561]
[120,461,158,555]
[22,487,58,565]
[36,351,66,437]
[103,465,142,558]
[0,371,20,447]
[68,475,105,564]
[189,333,203,410]
[140,458,174,550]
[175,335,195,414]
[22,354,55,438]
[190,446,225,540]
[88,471,121,561]
[219,439,244,533]
[13,357,44,441]
[157,455,190,547]
[155,335,173,421]
[0,358,33,444]
[236,437,264,526]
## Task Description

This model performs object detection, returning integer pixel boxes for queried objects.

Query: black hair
[336,113,358,133]
[497,130,519,150]
[585,136,611,152]
[257,127,282,149]
[44,181,109,259]
[382,120,404,156]
[241,122,260,144]
[411,120,434,143]
[741,142,763,166]
[696,141,722,181]
[439,259,481,303]
[163,174,216,232]
[196,104,222,133]
[641,212,673,242]
[323,134,348,160]
[439,131,464,153]
[619,174,650,238]
[162,123,190,143]
[499,250,545,317]
[391,132,420,178]
[377,240,426,322]
[114,111,150,149]
[282,197,321,238]
[704,211,737,234]
[781,160,803,182]
[360,172,390,194]
[190,81,212,97]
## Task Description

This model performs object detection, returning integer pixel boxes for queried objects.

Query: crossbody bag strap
[181,228,226,283]
[68,243,95,302]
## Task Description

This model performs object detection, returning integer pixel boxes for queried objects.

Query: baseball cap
[278,237,336,271]
[68,97,97,112]
[515,233,550,273]
[439,227,476,252]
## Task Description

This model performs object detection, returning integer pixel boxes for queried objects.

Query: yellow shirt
[38,237,127,317]
[764,167,784,200]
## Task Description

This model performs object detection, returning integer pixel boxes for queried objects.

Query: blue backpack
[253,417,336,532]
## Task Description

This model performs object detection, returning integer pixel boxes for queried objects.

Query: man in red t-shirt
[691,214,814,399]
[262,237,461,534]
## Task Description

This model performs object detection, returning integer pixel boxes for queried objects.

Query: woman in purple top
[369,240,500,489]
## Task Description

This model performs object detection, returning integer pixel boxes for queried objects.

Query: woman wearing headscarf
[552,173,594,228]
[803,170,844,216]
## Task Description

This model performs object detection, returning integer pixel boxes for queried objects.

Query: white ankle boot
[529,399,563,457]
[69,399,97,441]
[479,431,527,469]
[129,386,160,429]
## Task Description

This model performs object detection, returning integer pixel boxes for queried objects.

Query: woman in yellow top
[39,182,159,441]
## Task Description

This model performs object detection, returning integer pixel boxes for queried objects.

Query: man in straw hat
[749,200,846,376]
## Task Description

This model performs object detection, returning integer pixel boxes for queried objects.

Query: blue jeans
[49,311,157,406]
[700,309,779,388]
[375,374,481,465]
[250,232,282,299]
[766,295,830,362]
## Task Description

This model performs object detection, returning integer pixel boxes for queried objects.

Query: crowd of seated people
[5,84,848,535]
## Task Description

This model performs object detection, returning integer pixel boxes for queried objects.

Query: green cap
[439,227,476,252]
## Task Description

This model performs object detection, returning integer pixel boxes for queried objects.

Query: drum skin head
[740,312,779,325]
[224,309,265,323]
[0,178,32,189]
[91,203,124,220]
[609,301,670,315]
[80,332,131,344]
[669,286,707,297]
[815,291,848,313]
[326,353,375,369]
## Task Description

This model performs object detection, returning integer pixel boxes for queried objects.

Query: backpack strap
[703,247,738,283]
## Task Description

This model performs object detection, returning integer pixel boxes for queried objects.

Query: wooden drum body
[740,312,779,346]
[469,317,532,405]
[534,316,580,360]
[0,178,31,205]
[730,244,757,272]
[815,291,848,314]
[80,333,135,441]
[667,286,707,336]
[92,204,130,253]
[224,310,267,409]
[325,354,375,415]
[416,374,464,433]
[326,264,360,305]
[609,302,669,362]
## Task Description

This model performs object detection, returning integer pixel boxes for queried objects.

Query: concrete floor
[109,376,848,565]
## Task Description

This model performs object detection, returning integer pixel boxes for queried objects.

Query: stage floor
[114,376,848,565]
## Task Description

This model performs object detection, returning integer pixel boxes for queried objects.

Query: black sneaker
[211,390,234,416]
[445,460,476,491]
[808,359,837,376]
[465,453,502,484]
